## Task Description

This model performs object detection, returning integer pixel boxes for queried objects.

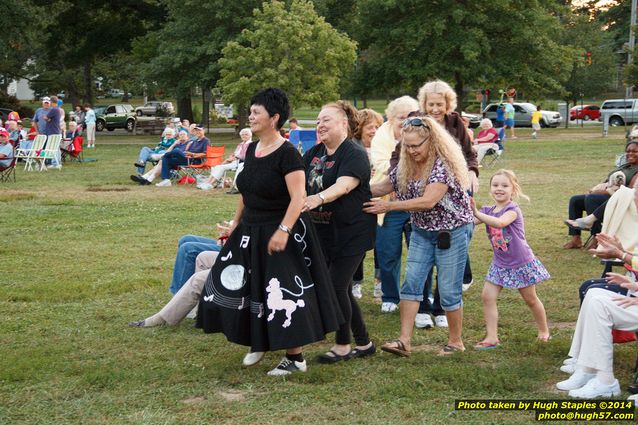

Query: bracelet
[278,223,291,234]
[317,193,325,204]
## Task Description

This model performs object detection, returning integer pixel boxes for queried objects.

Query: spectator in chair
[0,129,13,168]
[130,129,190,185]
[197,128,253,190]
[133,128,176,174]
[474,118,501,164]
[153,125,209,187]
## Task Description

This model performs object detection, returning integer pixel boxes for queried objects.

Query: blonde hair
[354,109,384,140]
[385,96,419,121]
[490,169,530,202]
[322,100,359,138]
[397,116,469,193]
[417,80,457,114]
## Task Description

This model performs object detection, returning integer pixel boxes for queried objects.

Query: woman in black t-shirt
[302,101,377,363]
[197,88,341,376]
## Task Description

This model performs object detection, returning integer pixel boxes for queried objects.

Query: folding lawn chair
[16,134,47,171]
[0,145,17,183]
[175,145,225,182]
[37,134,62,171]
[480,127,505,168]
[61,135,84,163]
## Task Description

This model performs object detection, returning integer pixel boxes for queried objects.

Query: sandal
[381,339,411,357]
[562,240,582,249]
[438,344,465,356]
[564,218,592,231]
[474,341,501,350]
[317,349,352,364]
[537,335,552,343]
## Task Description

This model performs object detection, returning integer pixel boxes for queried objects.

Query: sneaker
[563,357,577,365]
[568,378,620,399]
[373,282,382,298]
[628,393,638,404]
[462,279,474,292]
[415,313,433,329]
[560,364,576,374]
[351,283,363,299]
[242,351,265,367]
[47,164,62,170]
[197,183,213,191]
[381,302,398,313]
[186,305,198,320]
[226,188,240,194]
[156,179,172,187]
[434,315,448,328]
[556,371,595,391]
[267,357,307,376]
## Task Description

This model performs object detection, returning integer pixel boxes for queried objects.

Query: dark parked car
[95,104,136,132]
[135,101,175,117]
[570,105,600,121]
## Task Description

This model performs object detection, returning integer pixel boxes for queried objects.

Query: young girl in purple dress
[472,169,550,349]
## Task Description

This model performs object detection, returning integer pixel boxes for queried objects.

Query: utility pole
[627,0,637,98]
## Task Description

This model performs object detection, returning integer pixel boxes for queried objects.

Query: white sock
[596,371,615,385]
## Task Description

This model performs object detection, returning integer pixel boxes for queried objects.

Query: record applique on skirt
[197,214,342,352]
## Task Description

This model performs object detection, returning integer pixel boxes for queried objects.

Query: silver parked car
[135,101,175,117]
[483,102,561,128]
[600,99,638,126]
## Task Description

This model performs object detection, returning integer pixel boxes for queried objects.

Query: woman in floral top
[364,115,473,356]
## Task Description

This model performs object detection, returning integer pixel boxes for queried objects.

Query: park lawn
[0,127,634,424]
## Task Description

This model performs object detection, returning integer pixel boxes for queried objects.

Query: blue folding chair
[289,129,317,154]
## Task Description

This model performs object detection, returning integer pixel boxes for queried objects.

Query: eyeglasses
[402,117,430,129]
[404,138,428,151]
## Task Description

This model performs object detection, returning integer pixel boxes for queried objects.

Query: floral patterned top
[389,157,472,231]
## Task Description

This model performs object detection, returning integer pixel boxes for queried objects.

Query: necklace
[255,138,284,157]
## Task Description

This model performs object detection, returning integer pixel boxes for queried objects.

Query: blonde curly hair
[396,116,469,193]
[417,80,457,114]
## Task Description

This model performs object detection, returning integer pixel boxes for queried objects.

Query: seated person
[197,127,252,190]
[563,139,638,249]
[133,128,176,174]
[474,118,500,163]
[7,120,21,147]
[0,129,13,168]
[130,129,190,185]
[61,121,79,152]
[154,124,209,187]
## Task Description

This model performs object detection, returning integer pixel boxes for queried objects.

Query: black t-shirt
[303,139,376,259]
[237,141,305,224]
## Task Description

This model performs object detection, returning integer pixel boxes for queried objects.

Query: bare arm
[303,176,360,211]
[363,182,447,214]
[370,176,394,197]
[268,170,306,254]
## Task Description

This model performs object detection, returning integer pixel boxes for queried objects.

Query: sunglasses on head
[402,117,430,129]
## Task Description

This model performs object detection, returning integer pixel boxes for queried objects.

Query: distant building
[7,79,35,100]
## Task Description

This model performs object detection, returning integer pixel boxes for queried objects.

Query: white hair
[239,127,252,137]
[480,118,493,128]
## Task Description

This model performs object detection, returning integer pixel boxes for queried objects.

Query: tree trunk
[237,104,249,133]
[564,100,570,128]
[176,92,193,123]
[202,84,211,131]
[83,60,93,104]
[454,72,464,112]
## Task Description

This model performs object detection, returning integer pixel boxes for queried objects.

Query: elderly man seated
[0,129,14,167]
[197,127,252,190]
[133,128,176,174]
[130,129,189,185]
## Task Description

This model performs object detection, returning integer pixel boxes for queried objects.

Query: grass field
[1,126,635,424]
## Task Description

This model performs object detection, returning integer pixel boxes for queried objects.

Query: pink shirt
[477,128,498,144]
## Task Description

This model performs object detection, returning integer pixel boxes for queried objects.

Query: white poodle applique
[265,277,306,328]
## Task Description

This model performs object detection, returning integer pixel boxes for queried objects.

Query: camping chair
[61,134,84,163]
[289,129,318,154]
[480,127,505,168]
[37,134,62,171]
[0,144,17,183]
[16,134,46,171]
[176,145,225,182]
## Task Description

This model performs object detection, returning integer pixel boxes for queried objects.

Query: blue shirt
[496,108,505,122]
[188,137,209,154]
[0,142,13,167]
[44,107,61,135]
[85,109,96,124]
[33,108,49,133]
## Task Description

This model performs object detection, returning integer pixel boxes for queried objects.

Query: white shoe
[462,279,473,292]
[568,378,620,399]
[415,313,433,329]
[197,183,213,191]
[556,371,595,391]
[267,357,307,376]
[351,283,363,299]
[186,305,198,320]
[560,364,576,374]
[627,393,638,404]
[563,357,577,365]
[155,179,171,187]
[434,315,448,328]
[47,164,62,170]
[381,302,398,313]
[373,281,382,298]
[242,351,265,367]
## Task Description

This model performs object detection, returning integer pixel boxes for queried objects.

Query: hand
[613,295,638,308]
[590,244,621,259]
[469,197,478,214]
[301,194,323,212]
[469,171,479,194]
[267,229,289,255]
[606,272,638,291]
[362,198,391,214]
[596,233,624,252]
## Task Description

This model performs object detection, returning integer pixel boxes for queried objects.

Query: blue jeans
[400,224,470,311]
[161,151,189,180]
[137,147,164,174]
[169,235,220,294]
[376,211,410,304]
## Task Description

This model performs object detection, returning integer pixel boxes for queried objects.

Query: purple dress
[480,202,550,288]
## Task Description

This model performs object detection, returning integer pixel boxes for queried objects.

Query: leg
[480,281,502,344]
[584,194,610,236]
[578,278,626,305]
[169,235,219,294]
[518,285,549,340]
[564,194,586,248]
[159,269,213,325]
[376,211,410,306]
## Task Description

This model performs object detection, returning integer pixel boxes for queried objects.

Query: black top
[237,141,305,224]
[303,139,376,259]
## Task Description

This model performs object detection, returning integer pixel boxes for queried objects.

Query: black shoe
[226,188,240,194]
[130,175,150,185]
[350,343,376,359]
[133,161,145,168]
[317,350,352,364]
[128,320,146,327]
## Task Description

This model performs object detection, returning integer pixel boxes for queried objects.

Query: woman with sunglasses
[364,116,473,356]
[302,101,377,363]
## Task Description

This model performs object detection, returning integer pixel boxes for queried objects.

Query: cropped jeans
[169,235,220,294]
[376,211,411,304]
[400,224,470,312]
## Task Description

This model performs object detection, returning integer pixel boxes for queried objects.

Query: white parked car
[483,102,561,128]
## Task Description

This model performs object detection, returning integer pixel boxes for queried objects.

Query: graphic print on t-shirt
[487,226,510,251]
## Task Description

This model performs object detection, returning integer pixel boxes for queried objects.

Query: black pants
[327,253,370,346]
[567,194,609,236]
[579,278,627,305]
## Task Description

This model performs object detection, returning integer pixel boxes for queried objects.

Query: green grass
[0,126,634,424]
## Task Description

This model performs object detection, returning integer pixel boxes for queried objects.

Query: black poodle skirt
[196,214,343,352]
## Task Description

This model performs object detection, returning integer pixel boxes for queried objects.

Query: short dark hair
[289,117,298,124]
[250,88,290,130]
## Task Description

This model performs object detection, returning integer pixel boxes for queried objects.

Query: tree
[352,0,573,110]
[218,0,357,125]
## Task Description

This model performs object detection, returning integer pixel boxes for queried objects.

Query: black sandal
[317,349,352,364]
[381,339,411,357]
[351,343,376,359]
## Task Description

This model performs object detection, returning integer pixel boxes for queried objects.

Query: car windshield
[122,104,133,113]
[94,106,106,116]
[519,103,536,111]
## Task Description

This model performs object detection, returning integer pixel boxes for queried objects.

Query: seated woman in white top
[474,118,500,163]
[198,128,253,190]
